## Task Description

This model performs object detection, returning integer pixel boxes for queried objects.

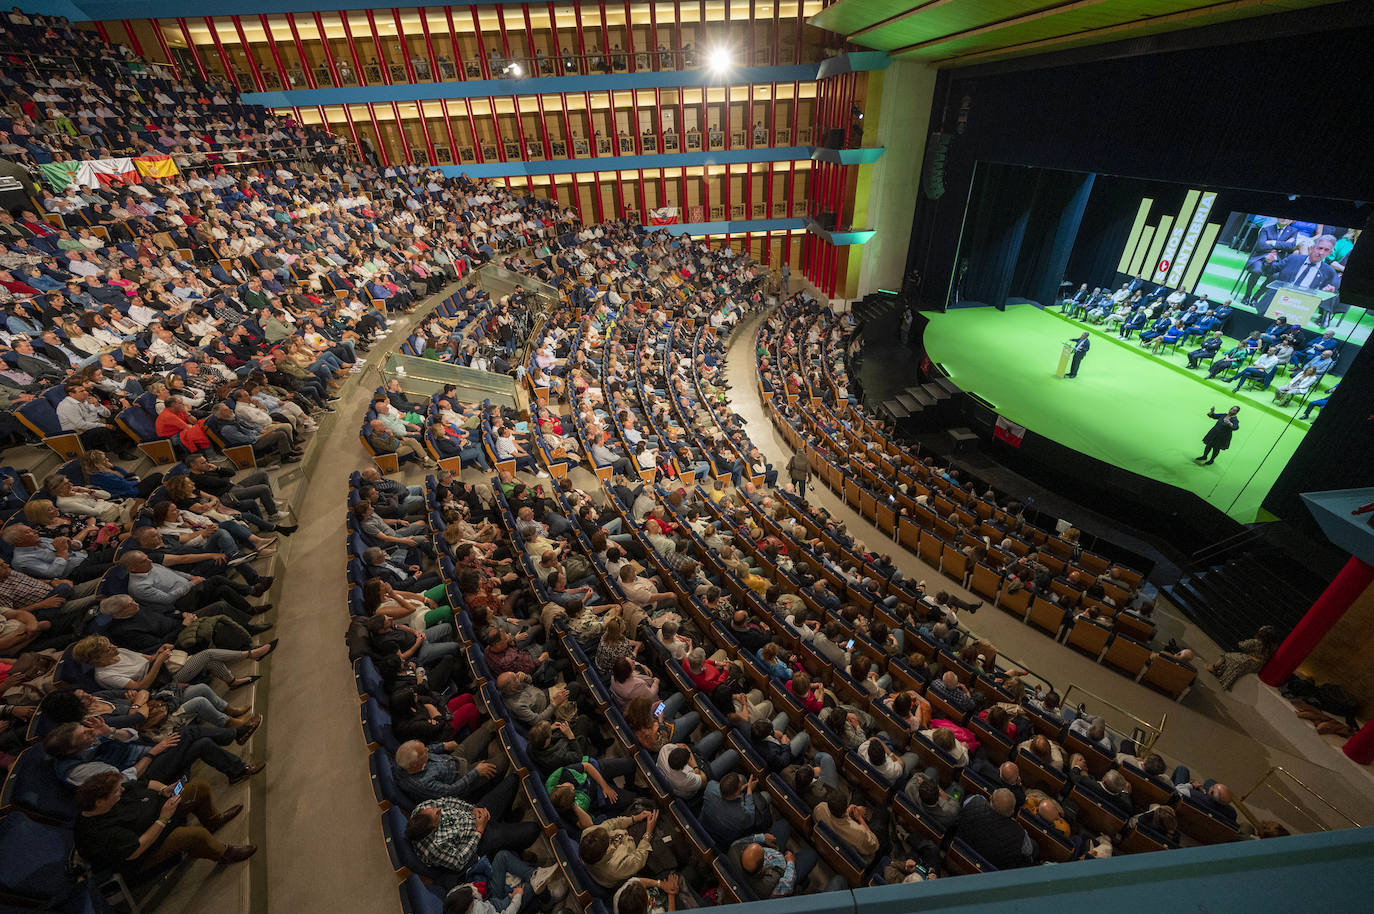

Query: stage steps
[853,291,899,323]
[1163,551,1318,650]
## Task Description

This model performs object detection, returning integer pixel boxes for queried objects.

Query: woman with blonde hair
[72,633,275,690]
[593,616,640,679]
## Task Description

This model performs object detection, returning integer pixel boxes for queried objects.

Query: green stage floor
[923,305,1327,523]
[1193,243,1372,345]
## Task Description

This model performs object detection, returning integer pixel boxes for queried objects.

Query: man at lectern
[1066,333,1090,379]
[1263,235,1339,292]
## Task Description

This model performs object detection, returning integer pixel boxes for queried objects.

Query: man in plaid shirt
[405,774,542,877]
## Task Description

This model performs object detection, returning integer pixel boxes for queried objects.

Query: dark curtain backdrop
[1012,171,1094,308]
[959,163,1033,307]
[956,165,1093,308]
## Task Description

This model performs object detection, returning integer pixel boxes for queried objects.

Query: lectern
[1056,343,1073,378]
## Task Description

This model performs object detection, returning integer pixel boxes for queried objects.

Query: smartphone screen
[171,780,185,796]
[845,639,855,650]
[654,701,666,717]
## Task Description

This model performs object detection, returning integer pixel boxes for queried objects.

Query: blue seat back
[0,747,77,824]
[0,809,77,903]
[16,397,62,436]
[381,805,442,881]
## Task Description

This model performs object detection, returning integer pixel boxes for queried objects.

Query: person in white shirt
[54,384,133,457]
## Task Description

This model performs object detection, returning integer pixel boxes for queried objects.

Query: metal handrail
[1062,683,1166,752]
[1239,765,1363,831]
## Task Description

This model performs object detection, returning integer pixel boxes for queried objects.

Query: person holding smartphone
[73,770,255,874]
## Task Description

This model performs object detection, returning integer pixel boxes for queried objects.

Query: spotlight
[851,105,863,120]
[708,47,732,72]
[507,62,523,78]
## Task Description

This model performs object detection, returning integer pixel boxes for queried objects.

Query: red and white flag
[649,206,678,225]
[88,157,141,186]
[993,416,1025,447]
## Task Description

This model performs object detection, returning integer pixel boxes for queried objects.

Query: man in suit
[1061,283,1088,313]
[1252,218,1299,258]
[1065,333,1090,379]
[1186,331,1225,369]
[1262,235,1339,292]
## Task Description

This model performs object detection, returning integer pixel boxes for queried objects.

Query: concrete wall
[855,59,936,300]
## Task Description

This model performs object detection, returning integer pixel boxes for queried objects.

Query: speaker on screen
[1336,209,1374,307]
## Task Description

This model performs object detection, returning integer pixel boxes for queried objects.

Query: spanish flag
[133,154,180,179]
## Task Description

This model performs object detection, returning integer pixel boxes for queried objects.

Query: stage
[921,305,1326,523]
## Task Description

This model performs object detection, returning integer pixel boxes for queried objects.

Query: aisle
[721,312,1374,830]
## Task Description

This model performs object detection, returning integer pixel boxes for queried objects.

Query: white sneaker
[531,865,557,894]
[535,470,550,478]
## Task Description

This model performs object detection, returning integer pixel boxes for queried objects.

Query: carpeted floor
[921,304,1322,522]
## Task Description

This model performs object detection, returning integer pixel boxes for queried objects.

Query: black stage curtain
[959,163,1033,308]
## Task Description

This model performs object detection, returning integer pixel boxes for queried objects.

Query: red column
[546,2,564,74]
[230,16,265,92]
[534,93,554,159]
[393,9,418,83]
[202,18,239,91]
[285,15,317,89]
[95,21,110,42]
[150,21,180,79]
[390,101,415,162]
[471,7,491,80]
[462,98,484,163]
[340,12,366,86]
[583,91,597,158]
[121,20,145,57]
[648,0,659,71]
[306,13,331,88]
[445,6,464,80]
[419,8,441,82]
[1344,718,1374,764]
[624,0,635,73]
[339,104,363,157]
[438,99,459,162]
[512,95,531,160]
[177,19,207,80]
[257,15,290,90]
[1262,557,1374,686]
[365,10,391,85]
[366,103,389,165]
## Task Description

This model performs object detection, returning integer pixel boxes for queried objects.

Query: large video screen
[1193,214,1363,333]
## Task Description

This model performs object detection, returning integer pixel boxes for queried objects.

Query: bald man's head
[740,843,765,873]
[999,761,1021,785]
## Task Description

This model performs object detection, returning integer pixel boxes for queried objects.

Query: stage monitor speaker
[1335,209,1374,308]
[824,128,844,149]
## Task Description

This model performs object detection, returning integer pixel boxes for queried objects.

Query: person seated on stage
[1230,347,1281,392]
[1138,314,1172,345]
[1148,320,1186,353]
[1259,316,1291,347]
[1239,330,1264,356]
[1060,283,1088,313]
[1109,283,1132,305]
[1273,366,1319,406]
[1211,299,1234,329]
[1288,330,1339,370]
[1180,310,1220,344]
[1300,384,1336,421]
[1103,300,1132,330]
[1119,307,1148,339]
[1300,348,1337,380]
[1085,296,1113,323]
[1164,287,1188,310]
[1185,331,1225,369]
[1066,286,1098,320]
[1205,340,1253,380]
